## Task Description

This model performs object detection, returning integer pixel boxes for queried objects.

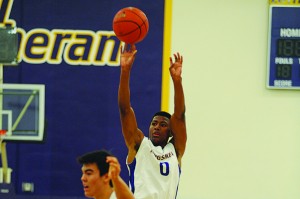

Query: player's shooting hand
[169,52,183,81]
[106,156,121,180]
[120,43,137,71]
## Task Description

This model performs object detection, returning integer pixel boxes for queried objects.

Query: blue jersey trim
[175,164,181,199]
[128,158,137,193]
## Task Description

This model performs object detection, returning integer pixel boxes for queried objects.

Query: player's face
[149,116,170,147]
[81,163,106,198]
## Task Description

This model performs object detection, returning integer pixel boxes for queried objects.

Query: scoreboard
[267,4,300,89]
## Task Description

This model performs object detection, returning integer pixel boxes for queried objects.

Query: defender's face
[149,116,170,147]
[81,163,106,198]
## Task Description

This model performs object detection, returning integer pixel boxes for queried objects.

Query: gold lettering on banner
[1,0,122,67]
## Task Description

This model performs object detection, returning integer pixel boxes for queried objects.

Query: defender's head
[77,150,113,198]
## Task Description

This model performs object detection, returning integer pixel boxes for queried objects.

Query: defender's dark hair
[77,150,113,187]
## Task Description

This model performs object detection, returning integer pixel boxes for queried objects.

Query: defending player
[77,150,134,199]
[118,43,187,198]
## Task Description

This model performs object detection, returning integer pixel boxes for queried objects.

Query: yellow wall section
[161,0,172,111]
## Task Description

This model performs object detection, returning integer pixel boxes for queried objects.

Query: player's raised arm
[169,53,187,167]
[118,44,144,163]
[107,156,134,199]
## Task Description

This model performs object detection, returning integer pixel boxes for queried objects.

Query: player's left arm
[107,156,135,199]
[169,53,187,167]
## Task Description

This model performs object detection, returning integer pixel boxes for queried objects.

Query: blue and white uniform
[127,137,181,199]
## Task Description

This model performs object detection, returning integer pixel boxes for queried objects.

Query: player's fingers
[169,57,174,66]
[131,44,136,52]
[175,53,183,64]
[108,161,119,168]
[176,52,182,62]
[106,156,118,163]
[109,165,120,179]
[132,50,137,56]
[174,53,178,61]
[107,157,121,171]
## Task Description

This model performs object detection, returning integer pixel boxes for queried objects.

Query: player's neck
[94,187,113,199]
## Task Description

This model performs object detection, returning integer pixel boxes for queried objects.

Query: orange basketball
[113,7,149,44]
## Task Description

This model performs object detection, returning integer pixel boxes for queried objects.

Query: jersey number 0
[160,162,169,176]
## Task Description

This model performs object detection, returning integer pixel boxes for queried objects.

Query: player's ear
[103,173,113,187]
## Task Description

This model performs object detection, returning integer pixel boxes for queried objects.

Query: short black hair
[77,150,114,187]
[152,111,171,120]
[77,150,113,177]
[151,111,173,138]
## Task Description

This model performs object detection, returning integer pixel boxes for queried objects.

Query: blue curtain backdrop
[2,0,165,196]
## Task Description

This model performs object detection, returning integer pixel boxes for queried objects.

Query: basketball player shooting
[118,43,187,199]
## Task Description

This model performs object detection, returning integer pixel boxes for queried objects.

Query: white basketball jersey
[127,137,181,199]
[110,191,116,199]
